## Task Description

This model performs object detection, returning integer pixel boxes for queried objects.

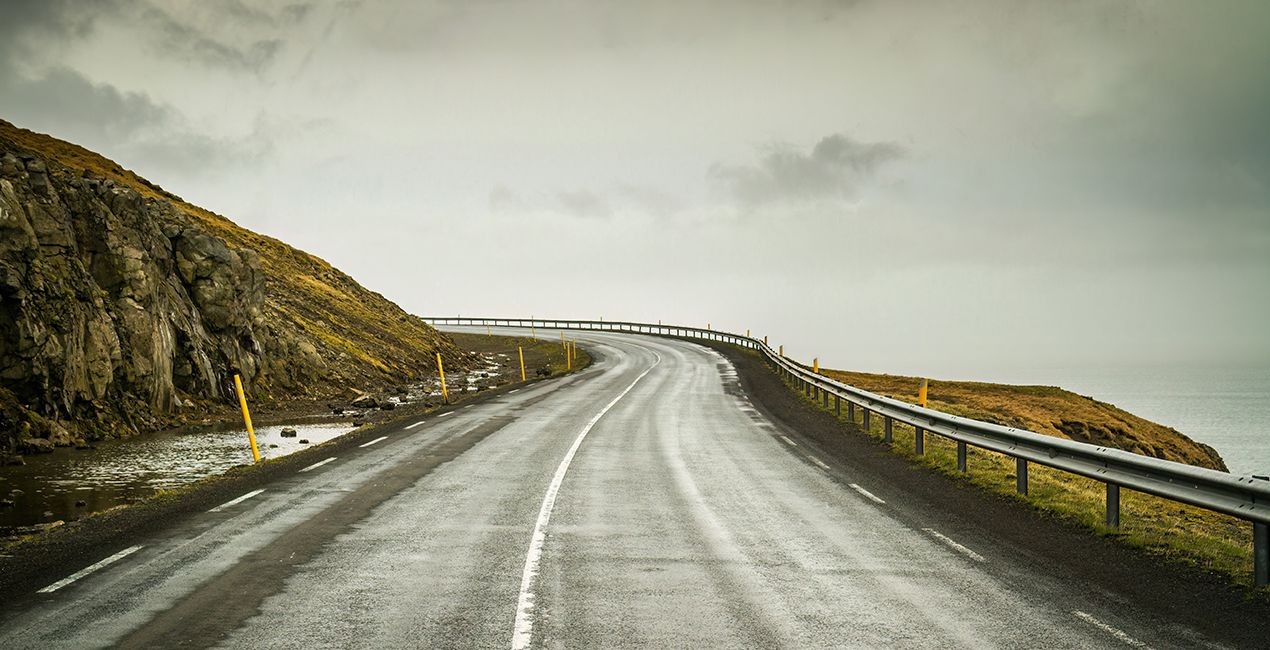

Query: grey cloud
[488,185,520,212]
[556,190,613,219]
[710,133,905,207]
[0,65,170,140]
[137,3,285,72]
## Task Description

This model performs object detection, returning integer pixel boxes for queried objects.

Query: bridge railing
[423,315,1270,586]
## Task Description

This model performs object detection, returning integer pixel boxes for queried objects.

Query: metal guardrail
[424,316,1270,586]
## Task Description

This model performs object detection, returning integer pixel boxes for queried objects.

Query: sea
[969,365,1270,477]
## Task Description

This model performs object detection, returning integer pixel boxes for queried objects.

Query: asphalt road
[0,328,1250,648]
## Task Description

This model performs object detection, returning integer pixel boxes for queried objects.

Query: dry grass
[781,369,1257,584]
[820,368,1226,470]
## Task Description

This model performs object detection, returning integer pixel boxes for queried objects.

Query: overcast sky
[3,0,1268,379]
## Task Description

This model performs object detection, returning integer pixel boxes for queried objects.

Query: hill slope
[0,119,470,453]
[820,367,1227,471]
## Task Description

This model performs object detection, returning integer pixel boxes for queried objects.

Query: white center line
[811,458,831,471]
[359,436,389,448]
[849,483,886,504]
[405,421,424,430]
[922,527,986,563]
[512,351,661,650]
[779,435,798,447]
[1072,611,1152,648]
[38,545,143,593]
[208,489,265,513]
[438,412,454,418]
[299,457,337,473]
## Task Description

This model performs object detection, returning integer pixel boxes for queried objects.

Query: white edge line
[811,458,831,471]
[208,488,266,513]
[922,527,986,563]
[509,389,520,393]
[404,421,424,430]
[438,412,454,418]
[299,457,337,473]
[359,435,389,448]
[849,483,886,504]
[1072,611,1152,648]
[38,545,144,593]
[779,435,798,447]
[511,351,662,650]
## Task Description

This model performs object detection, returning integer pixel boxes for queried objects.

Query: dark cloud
[0,0,291,174]
[710,133,904,207]
[0,0,172,143]
[0,65,170,140]
[137,3,285,72]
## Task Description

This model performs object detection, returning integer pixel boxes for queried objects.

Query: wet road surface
[0,329,1230,648]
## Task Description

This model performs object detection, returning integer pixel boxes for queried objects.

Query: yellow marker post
[779,344,784,356]
[233,374,261,463]
[436,352,449,403]
[561,331,566,350]
[746,329,750,338]
[519,346,526,382]
[708,323,711,331]
[814,358,819,374]
[918,379,929,408]
[567,342,572,370]
[486,323,491,338]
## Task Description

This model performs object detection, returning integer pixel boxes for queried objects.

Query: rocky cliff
[0,119,470,455]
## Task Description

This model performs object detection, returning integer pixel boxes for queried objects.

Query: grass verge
[775,361,1260,587]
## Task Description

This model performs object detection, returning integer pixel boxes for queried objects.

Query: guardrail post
[957,441,967,472]
[1016,458,1029,495]
[823,389,830,408]
[862,409,871,431]
[1105,483,1120,529]
[1255,522,1268,587]
[914,426,924,455]
[834,395,841,417]
[847,402,855,422]
[883,416,892,443]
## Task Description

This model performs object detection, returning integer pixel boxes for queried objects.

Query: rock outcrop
[0,119,471,455]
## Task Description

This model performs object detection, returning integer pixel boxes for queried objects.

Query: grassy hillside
[820,368,1227,471]
[791,365,1253,581]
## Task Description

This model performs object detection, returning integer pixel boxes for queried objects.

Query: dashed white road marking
[509,389,520,394]
[779,435,798,447]
[209,489,265,513]
[464,405,474,409]
[404,421,424,430]
[298,457,337,473]
[438,412,454,418]
[849,483,886,504]
[359,436,389,448]
[810,458,831,471]
[1072,611,1152,648]
[922,528,986,563]
[512,352,662,650]
[38,545,143,593]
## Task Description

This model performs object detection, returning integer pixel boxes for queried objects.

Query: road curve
[0,329,1220,648]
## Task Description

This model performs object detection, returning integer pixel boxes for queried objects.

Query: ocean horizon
[927,364,1270,477]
